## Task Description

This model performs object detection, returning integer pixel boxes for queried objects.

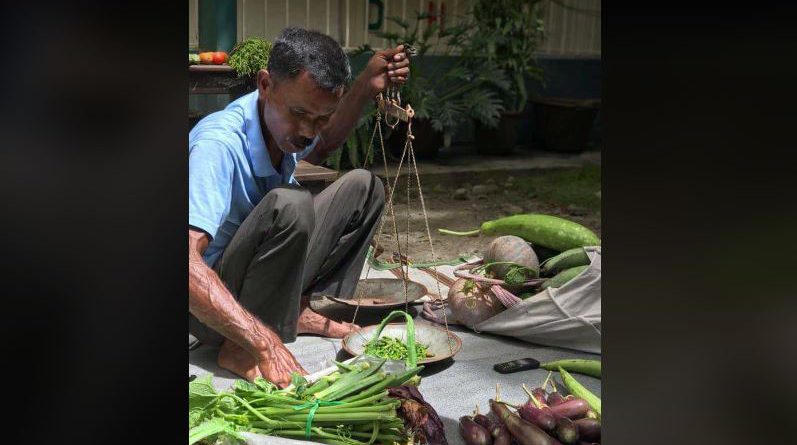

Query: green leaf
[232,379,261,400]
[350,43,375,57]
[373,31,402,42]
[357,124,372,167]
[431,99,466,133]
[252,376,276,393]
[446,65,471,82]
[422,23,440,42]
[386,15,410,29]
[189,408,205,429]
[326,146,343,171]
[189,417,243,445]
[189,374,218,411]
[462,89,504,128]
[503,264,540,285]
[462,279,477,294]
[347,131,360,168]
[290,372,308,396]
[478,62,512,92]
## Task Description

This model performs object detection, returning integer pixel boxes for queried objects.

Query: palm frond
[463,89,504,129]
[431,100,466,133]
[477,62,512,92]
[386,15,410,29]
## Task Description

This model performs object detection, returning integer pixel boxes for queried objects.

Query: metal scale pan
[328,278,428,309]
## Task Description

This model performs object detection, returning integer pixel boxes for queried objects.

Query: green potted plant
[466,0,545,155]
[324,103,378,171]
[227,37,273,98]
[354,12,505,159]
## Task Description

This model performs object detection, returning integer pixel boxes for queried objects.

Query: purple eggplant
[547,392,574,407]
[493,425,512,445]
[554,416,579,444]
[490,399,563,445]
[573,418,600,442]
[531,387,549,406]
[517,402,557,431]
[461,415,494,445]
[474,413,497,432]
[548,398,590,419]
[460,416,493,445]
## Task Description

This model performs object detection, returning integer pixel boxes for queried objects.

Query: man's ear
[257,69,272,97]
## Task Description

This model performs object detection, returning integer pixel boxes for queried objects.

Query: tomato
[212,52,228,64]
[198,52,214,64]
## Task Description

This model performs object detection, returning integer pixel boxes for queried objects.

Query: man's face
[257,70,343,155]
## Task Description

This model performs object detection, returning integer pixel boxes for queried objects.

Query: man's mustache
[288,137,314,148]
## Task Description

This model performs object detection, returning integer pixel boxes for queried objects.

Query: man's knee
[340,169,384,203]
[263,186,315,235]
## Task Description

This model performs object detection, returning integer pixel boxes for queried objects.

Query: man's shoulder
[189,92,257,148]
[190,109,245,144]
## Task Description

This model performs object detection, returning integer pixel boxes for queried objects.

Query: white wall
[189,0,601,56]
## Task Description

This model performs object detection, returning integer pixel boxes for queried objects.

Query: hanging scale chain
[350,43,453,356]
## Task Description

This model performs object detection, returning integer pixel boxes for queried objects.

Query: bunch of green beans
[364,336,430,361]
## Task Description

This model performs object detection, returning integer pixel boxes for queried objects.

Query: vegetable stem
[438,228,480,237]
[542,371,553,391]
[522,384,542,409]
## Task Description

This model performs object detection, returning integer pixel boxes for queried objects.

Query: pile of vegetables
[189,51,229,65]
[189,358,425,445]
[228,37,273,78]
[440,213,599,291]
[365,336,431,361]
[459,362,601,445]
[436,213,599,327]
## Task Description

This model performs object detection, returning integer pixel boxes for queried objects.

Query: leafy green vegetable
[189,374,219,411]
[290,372,309,397]
[472,261,539,285]
[364,336,429,361]
[187,365,423,445]
[228,38,273,78]
[189,417,243,445]
[462,278,477,295]
[503,264,538,286]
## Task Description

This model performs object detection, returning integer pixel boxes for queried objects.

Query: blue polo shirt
[189,91,318,267]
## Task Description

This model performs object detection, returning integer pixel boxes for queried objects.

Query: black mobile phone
[493,358,540,374]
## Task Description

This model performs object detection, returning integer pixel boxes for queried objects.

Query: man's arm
[188,228,306,387]
[303,45,410,165]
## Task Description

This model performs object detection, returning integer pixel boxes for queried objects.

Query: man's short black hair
[267,27,351,92]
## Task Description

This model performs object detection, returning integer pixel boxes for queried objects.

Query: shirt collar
[243,91,278,178]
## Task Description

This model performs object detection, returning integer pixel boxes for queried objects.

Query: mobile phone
[493,358,540,374]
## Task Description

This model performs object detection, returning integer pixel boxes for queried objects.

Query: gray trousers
[189,169,385,346]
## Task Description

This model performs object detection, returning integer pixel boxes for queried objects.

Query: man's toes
[245,366,263,382]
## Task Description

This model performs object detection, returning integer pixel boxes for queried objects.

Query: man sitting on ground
[188,27,410,387]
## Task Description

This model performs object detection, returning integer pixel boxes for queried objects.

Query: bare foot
[217,339,262,381]
[297,300,360,338]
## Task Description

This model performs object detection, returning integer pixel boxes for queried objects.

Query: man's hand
[304,44,411,165]
[189,229,307,387]
[255,344,308,388]
[364,45,410,95]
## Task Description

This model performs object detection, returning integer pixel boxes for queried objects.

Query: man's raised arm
[303,45,410,165]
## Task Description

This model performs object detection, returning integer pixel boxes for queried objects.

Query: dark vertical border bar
[0,1,187,444]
